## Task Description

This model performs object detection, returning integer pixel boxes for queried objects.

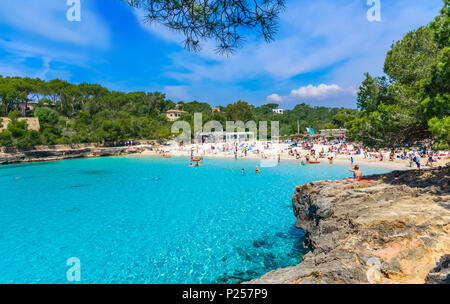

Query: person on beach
[426,154,436,167]
[349,165,362,181]
[413,152,421,171]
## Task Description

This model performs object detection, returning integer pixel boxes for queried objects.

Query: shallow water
[0,156,389,283]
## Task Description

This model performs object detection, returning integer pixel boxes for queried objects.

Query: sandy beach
[136,140,450,172]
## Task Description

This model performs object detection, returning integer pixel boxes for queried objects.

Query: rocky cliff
[0,146,144,165]
[248,166,449,284]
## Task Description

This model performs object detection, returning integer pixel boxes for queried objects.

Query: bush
[0,131,13,147]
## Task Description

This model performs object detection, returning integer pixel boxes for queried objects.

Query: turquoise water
[0,156,388,284]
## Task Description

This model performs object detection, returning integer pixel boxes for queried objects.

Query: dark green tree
[124,0,285,54]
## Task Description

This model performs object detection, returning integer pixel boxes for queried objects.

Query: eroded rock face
[0,146,144,165]
[248,166,450,284]
[425,255,450,284]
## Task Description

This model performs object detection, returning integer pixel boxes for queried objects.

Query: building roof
[198,131,254,136]
[290,133,306,138]
[166,109,187,114]
[319,129,348,136]
[18,101,55,106]
[18,101,38,105]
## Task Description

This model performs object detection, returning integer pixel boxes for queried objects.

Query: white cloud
[145,0,442,107]
[266,93,283,103]
[290,84,355,100]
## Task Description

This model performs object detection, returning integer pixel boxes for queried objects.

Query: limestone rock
[249,166,450,284]
[0,146,144,164]
[425,255,450,284]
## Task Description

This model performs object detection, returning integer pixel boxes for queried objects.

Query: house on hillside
[17,101,56,117]
[165,109,187,121]
[272,108,284,114]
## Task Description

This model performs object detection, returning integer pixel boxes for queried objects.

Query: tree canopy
[124,0,286,54]
[347,0,450,150]
[0,76,353,149]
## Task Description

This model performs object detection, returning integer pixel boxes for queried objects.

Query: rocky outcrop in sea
[0,146,144,165]
[248,165,449,284]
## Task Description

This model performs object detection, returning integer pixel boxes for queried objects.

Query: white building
[197,131,255,143]
[272,109,284,114]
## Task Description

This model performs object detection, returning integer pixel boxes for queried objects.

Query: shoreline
[136,150,440,172]
[0,146,145,165]
[2,145,446,172]
[247,165,450,284]
[2,140,449,170]
[1,143,448,284]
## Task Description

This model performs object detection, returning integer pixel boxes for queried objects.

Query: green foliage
[349,1,450,149]
[428,116,450,149]
[0,113,42,148]
[16,130,41,149]
[157,128,171,141]
[34,107,63,145]
[123,0,286,54]
[178,101,211,114]
[8,110,19,121]
[332,109,358,128]
[0,130,13,147]
[0,78,30,116]
[226,100,254,122]
[357,74,391,113]
[0,77,360,147]
[384,26,440,85]
[34,107,60,126]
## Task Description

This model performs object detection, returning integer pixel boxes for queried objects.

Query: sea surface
[0,156,389,283]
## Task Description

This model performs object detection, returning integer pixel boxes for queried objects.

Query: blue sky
[0,0,444,109]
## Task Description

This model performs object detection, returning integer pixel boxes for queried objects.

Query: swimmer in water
[241,168,246,176]
[256,166,260,174]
